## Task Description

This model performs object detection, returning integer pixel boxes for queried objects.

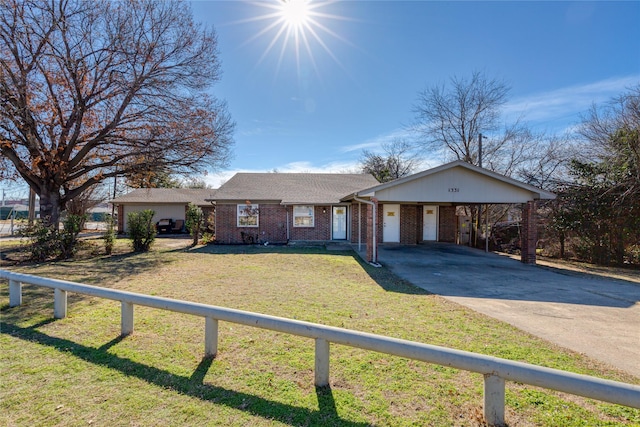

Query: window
[293,205,314,227]
[237,204,259,227]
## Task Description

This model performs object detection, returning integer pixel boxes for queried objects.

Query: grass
[1,237,639,426]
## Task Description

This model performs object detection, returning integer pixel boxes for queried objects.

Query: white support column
[315,338,330,387]
[484,373,505,426]
[204,317,218,358]
[53,288,67,318]
[9,280,21,307]
[121,301,134,336]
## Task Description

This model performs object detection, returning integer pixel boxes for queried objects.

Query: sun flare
[238,1,352,81]
[280,0,311,29]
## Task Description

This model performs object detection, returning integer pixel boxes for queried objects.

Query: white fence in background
[2,269,639,426]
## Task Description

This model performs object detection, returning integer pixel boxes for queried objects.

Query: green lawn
[1,240,639,426]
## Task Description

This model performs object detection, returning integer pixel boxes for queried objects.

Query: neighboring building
[207,161,555,264]
[110,188,216,234]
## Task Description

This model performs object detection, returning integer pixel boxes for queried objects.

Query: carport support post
[483,374,505,426]
[521,201,537,264]
[9,279,21,307]
[365,202,374,262]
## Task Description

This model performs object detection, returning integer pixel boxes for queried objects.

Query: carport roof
[346,160,556,204]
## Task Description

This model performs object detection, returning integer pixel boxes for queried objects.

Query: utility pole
[478,133,484,168]
[478,133,489,252]
[111,173,117,217]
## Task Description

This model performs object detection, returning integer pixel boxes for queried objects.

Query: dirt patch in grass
[1,243,639,426]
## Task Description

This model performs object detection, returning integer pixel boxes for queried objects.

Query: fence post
[9,279,22,307]
[484,373,505,426]
[205,317,218,358]
[121,301,134,336]
[315,338,330,387]
[53,288,67,318]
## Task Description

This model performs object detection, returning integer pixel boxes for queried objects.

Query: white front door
[383,204,400,242]
[332,206,347,240]
[423,205,439,241]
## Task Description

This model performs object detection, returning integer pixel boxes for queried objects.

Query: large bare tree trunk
[28,189,36,226]
[38,187,62,229]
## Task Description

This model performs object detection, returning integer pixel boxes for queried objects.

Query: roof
[110,188,216,205]
[352,160,556,202]
[210,173,379,205]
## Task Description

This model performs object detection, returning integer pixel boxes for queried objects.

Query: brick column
[366,202,374,262]
[117,205,124,234]
[521,201,537,264]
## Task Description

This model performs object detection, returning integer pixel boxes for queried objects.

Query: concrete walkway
[362,243,640,378]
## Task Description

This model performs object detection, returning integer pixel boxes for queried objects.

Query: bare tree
[413,71,575,248]
[360,139,421,182]
[577,84,640,206]
[515,133,572,191]
[414,71,510,166]
[1,0,234,227]
[65,181,109,228]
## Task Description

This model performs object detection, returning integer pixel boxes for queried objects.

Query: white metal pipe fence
[2,269,639,426]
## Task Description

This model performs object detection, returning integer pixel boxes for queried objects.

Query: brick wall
[216,203,338,244]
[290,205,331,241]
[215,204,238,243]
[520,201,537,264]
[438,206,457,243]
[400,205,420,244]
[350,202,368,244]
[117,205,124,233]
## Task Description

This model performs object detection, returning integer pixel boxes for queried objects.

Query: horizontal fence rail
[2,269,639,426]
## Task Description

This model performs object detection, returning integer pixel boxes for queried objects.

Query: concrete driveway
[374,243,640,378]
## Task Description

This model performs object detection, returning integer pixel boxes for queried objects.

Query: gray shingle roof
[210,173,379,204]
[110,188,216,205]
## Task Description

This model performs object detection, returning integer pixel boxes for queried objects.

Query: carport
[345,161,556,265]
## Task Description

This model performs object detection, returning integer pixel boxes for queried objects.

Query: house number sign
[448,188,460,192]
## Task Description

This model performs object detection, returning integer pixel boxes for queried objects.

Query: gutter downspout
[285,205,290,241]
[353,196,379,266]
[358,202,361,252]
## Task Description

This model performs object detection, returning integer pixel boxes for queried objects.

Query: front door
[383,204,400,242]
[423,205,438,241]
[332,206,347,240]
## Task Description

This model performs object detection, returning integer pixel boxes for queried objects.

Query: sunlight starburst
[236,1,354,83]
[280,0,311,29]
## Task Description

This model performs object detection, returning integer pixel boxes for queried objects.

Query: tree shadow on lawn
[188,244,431,296]
[48,250,168,285]
[2,321,370,427]
[0,251,168,319]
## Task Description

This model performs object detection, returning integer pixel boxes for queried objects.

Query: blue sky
[193,0,639,187]
[2,1,639,199]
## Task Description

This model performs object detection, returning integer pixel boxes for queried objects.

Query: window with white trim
[237,204,259,227]
[293,205,314,227]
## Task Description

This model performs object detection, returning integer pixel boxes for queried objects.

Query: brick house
[209,161,555,264]
[208,173,379,245]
